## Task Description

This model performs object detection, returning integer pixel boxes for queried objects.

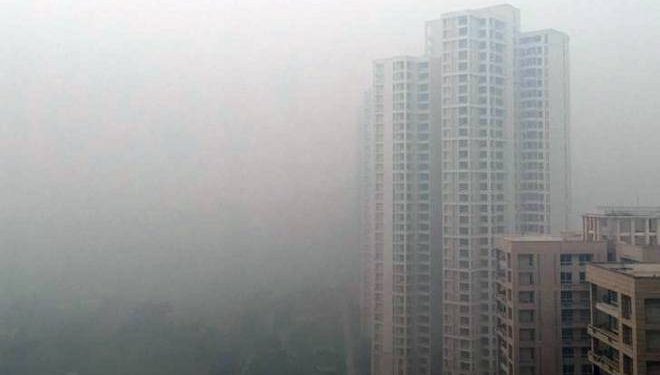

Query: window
[580,347,589,358]
[578,254,593,265]
[646,299,660,324]
[560,272,572,284]
[518,254,534,268]
[623,325,633,346]
[519,272,534,286]
[519,310,534,323]
[519,291,535,303]
[560,254,572,265]
[520,328,535,341]
[622,294,632,319]
[519,348,535,361]
[575,328,590,340]
[561,291,573,304]
[562,347,574,358]
[648,330,660,351]
[562,365,574,375]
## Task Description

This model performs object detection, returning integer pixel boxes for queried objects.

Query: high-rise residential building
[583,206,660,261]
[426,5,520,374]
[494,235,607,375]
[361,56,443,375]
[423,5,571,374]
[586,263,660,375]
[360,89,374,342]
[360,5,570,374]
[515,30,570,235]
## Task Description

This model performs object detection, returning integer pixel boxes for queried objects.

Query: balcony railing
[496,325,508,338]
[596,301,620,317]
[588,324,619,346]
[588,350,620,375]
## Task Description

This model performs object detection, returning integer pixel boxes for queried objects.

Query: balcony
[496,325,508,339]
[588,324,619,347]
[589,351,620,375]
[596,301,620,318]
[498,357,511,375]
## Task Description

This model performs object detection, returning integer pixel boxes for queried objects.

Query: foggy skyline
[1,0,659,294]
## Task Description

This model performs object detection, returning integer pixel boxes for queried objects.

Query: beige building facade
[494,235,607,375]
[586,263,660,375]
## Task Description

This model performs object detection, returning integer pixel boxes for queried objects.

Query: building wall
[515,30,570,235]
[495,237,607,375]
[359,90,374,342]
[586,264,660,375]
[583,207,660,261]
[367,56,438,375]
[360,6,571,374]
[426,5,520,374]
[615,242,660,263]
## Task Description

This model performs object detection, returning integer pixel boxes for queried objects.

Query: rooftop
[499,232,583,242]
[586,206,660,217]
[501,235,563,242]
[428,4,519,21]
[590,262,660,279]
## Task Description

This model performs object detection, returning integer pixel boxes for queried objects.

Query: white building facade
[426,5,519,375]
[362,56,443,375]
[515,30,571,235]
[360,5,570,375]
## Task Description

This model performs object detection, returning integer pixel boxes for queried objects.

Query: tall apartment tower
[426,5,519,374]
[494,235,607,375]
[362,56,442,375]
[360,89,374,343]
[360,5,570,375]
[515,30,571,235]
[424,5,571,374]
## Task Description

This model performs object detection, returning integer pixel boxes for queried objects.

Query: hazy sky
[1,0,659,292]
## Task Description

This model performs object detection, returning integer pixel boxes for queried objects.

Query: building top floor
[427,4,519,23]
[588,262,660,279]
[585,206,660,219]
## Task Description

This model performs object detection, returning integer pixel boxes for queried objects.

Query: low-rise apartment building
[586,263,660,375]
[494,235,607,375]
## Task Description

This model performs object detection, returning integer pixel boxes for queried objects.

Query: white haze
[0,0,659,301]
